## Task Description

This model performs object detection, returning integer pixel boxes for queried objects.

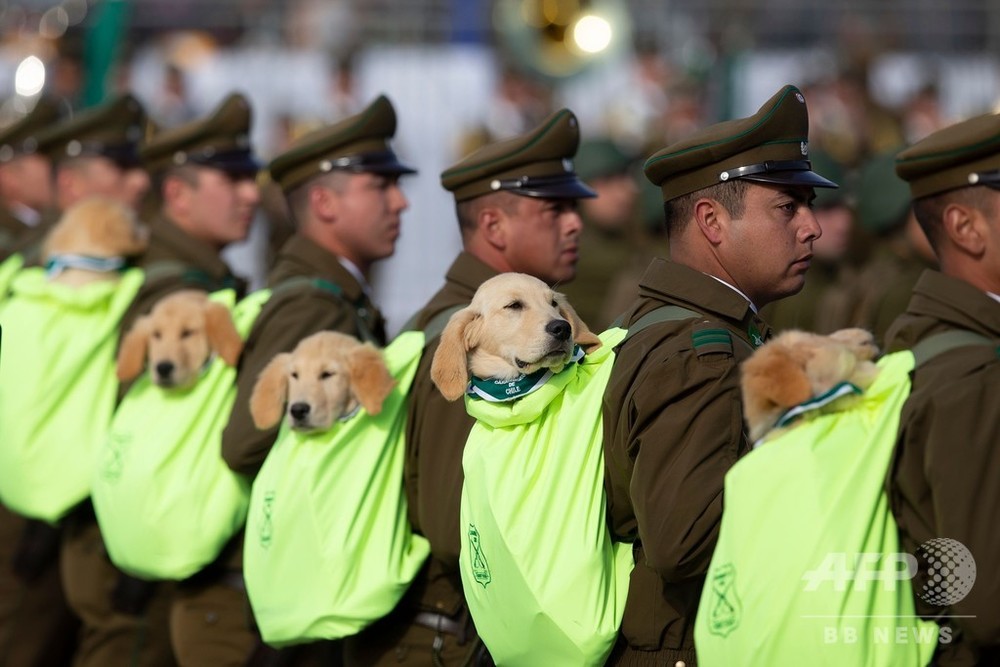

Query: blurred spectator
[901,82,952,144]
[558,137,641,330]
[851,149,937,345]
[151,63,198,128]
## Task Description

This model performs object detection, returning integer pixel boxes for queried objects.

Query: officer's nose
[546,319,571,341]
[289,402,311,422]
[155,361,174,380]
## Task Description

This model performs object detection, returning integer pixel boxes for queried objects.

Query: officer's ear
[250,352,293,429]
[431,307,481,401]
[692,197,726,245]
[117,316,152,382]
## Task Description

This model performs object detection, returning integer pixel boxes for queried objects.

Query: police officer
[343,108,596,666]
[887,112,1000,665]
[219,94,413,662]
[0,96,62,257]
[5,93,149,264]
[60,92,261,667]
[851,149,937,345]
[601,84,837,665]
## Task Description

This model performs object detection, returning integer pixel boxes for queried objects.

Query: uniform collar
[444,251,501,296]
[146,214,234,282]
[639,258,757,323]
[271,233,367,303]
[906,269,1000,337]
[337,255,373,299]
[705,274,758,313]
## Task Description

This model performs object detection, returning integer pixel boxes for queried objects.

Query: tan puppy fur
[250,331,396,432]
[741,327,880,442]
[42,196,149,287]
[431,272,602,402]
[117,290,243,388]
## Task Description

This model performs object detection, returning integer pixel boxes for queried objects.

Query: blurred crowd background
[2,0,1000,333]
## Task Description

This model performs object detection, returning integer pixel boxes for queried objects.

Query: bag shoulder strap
[620,304,701,344]
[911,329,997,368]
[141,260,239,293]
[264,276,379,345]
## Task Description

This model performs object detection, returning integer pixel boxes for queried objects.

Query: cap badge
[562,158,573,172]
[795,92,805,103]
[800,141,808,156]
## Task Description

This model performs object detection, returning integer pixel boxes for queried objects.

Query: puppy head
[42,196,149,262]
[741,328,880,442]
[116,290,243,388]
[431,273,601,401]
[249,331,396,432]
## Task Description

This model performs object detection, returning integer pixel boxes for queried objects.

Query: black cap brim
[506,174,597,199]
[190,150,261,177]
[741,169,839,189]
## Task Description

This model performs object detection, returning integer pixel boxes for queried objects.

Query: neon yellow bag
[244,330,431,646]
[459,328,633,667]
[92,288,270,580]
[694,352,937,666]
[0,267,144,523]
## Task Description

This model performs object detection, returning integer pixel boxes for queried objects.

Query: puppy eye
[152,331,162,340]
[180,329,194,339]
[505,300,523,311]
[319,370,336,380]
[551,299,558,308]
[290,371,299,380]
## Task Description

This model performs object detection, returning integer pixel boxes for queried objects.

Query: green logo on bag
[260,491,275,548]
[468,524,491,588]
[100,433,130,482]
[708,563,742,637]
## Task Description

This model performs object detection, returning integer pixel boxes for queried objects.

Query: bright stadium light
[572,14,612,54]
[15,56,46,97]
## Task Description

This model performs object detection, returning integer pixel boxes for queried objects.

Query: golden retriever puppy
[741,327,880,442]
[431,273,603,401]
[42,196,149,287]
[249,331,396,432]
[116,290,243,388]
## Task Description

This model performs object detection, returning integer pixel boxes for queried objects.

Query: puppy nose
[155,361,174,379]
[289,402,311,421]
[546,319,571,341]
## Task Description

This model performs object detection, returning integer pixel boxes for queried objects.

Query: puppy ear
[555,293,602,353]
[249,353,292,430]
[117,316,152,381]
[431,307,480,401]
[204,301,244,366]
[740,345,812,441]
[347,343,396,417]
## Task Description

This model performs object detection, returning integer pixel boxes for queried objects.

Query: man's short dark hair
[455,191,520,234]
[663,179,749,237]
[912,185,998,250]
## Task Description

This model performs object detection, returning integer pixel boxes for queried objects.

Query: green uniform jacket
[118,214,245,341]
[403,251,496,614]
[853,244,934,347]
[220,233,387,478]
[885,270,1000,666]
[601,258,768,665]
[0,206,32,256]
[0,208,57,265]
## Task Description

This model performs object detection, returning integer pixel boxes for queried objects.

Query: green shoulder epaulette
[691,321,733,356]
